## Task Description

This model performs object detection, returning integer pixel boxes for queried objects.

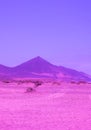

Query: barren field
[0,81,91,130]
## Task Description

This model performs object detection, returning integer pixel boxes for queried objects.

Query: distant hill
[0,56,91,82]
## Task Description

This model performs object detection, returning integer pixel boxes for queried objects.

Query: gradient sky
[0,0,91,74]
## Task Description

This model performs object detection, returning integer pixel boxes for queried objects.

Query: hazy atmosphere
[0,1,91,130]
[0,0,91,74]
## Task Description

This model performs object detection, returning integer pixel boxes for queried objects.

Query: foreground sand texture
[0,81,91,130]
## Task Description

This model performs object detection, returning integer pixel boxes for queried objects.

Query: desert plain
[0,79,91,130]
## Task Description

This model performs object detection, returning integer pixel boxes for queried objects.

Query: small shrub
[3,80,10,83]
[26,87,34,93]
[77,81,87,85]
[34,80,43,88]
[70,81,77,84]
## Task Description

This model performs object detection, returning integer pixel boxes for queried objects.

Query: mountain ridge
[0,56,91,81]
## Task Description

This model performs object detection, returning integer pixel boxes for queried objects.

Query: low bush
[33,80,43,87]
[26,87,34,93]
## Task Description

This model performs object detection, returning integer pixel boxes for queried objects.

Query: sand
[0,81,91,130]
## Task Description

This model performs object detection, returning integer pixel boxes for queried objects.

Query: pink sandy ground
[0,82,91,130]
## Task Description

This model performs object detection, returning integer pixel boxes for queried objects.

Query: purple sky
[0,0,91,74]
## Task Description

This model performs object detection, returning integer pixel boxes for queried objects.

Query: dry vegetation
[0,79,91,130]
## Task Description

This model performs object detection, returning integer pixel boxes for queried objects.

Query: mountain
[0,64,11,73]
[12,56,59,73]
[0,56,91,81]
[0,64,12,80]
[8,56,60,78]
